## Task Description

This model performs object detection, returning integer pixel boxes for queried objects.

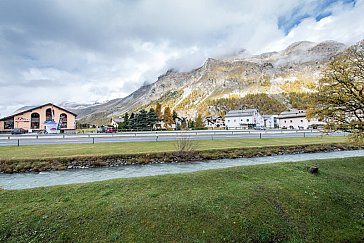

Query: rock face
[70,40,347,124]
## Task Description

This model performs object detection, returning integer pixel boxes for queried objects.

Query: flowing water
[1,150,364,190]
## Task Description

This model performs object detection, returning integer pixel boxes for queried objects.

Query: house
[0,103,77,133]
[277,109,325,129]
[204,116,225,128]
[110,117,124,128]
[225,109,264,129]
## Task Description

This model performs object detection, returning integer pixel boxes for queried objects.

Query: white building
[110,117,124,128]
[225,109,264,129]
[263,115,278,129]
[278,109,325,129]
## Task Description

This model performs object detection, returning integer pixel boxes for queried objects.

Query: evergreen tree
[134,109,148,129]
[147,108,157,129]
[155,103,162,121]
[120,112,129,129]
[128,112,136,129]
[188,118,195,129]
[172,110,178,120]
[163,107,173,128]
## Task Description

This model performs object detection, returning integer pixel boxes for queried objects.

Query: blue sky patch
[278,0,356,35]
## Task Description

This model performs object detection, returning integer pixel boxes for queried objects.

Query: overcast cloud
[0,0,363,116]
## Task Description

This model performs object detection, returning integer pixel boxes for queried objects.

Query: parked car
[96,127,106,133]
[11,128,27,135]
[105,127,116,133]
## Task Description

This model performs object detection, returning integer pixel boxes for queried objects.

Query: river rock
[309,166,319,174]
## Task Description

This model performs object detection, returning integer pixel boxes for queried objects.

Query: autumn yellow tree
[163,106,173,128]
[155,103,162,121]
[309,40,364,143]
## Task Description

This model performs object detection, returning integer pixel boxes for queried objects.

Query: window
[4,117,14,129]
[227,119,230,122]
[247,119,249,122]
[234,119,236,122]
[290,120,293,123]
[59,113,67,128]
[301,120,303,123]
[31,113,40,129]
[284,120,286,123]
[45,108,52,121]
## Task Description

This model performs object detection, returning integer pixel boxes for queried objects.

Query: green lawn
[0,136,347,161]
[0,156,363,242]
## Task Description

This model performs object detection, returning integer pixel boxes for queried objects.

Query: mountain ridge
[68,40,347,124]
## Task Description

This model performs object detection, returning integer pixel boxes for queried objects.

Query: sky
[0,0,363,117]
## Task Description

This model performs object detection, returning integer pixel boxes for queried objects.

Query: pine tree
[172,110,178,120]
[188,118,195,129]
[120,112,129,129]
[147,108,157,129]
[163,107,173,128]
[135,109,148,129]
[128,113,136,129]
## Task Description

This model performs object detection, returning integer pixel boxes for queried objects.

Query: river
[1,150,363,190]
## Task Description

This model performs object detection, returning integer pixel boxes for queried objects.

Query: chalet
[0,103,77,133]
[225,109,264,129]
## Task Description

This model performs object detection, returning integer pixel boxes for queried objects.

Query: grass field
[0,156,363,242]
[0,136,347,161]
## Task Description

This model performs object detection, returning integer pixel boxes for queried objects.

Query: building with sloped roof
[277,109,325,129]
[225,109,264,129]
[0,103,77,133]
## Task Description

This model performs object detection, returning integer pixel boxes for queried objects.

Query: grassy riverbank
[0,136,346,160]
[1,157,363,242]
[1,137,358,173]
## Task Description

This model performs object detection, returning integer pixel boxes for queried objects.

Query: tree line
[118,103,205,130]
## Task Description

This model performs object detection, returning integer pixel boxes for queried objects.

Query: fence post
[156,135,158,142]
[17,139,20,147]
[259,133,262,139]
[304,132,306,138]
[92,137,95,144]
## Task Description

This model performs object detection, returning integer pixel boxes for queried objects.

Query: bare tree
[175,131,196,159]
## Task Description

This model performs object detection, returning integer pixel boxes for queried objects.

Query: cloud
[0,0,363,116]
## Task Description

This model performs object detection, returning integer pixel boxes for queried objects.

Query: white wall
[225,114,264,129]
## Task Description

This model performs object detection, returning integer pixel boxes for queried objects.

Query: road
[0,130,345,146]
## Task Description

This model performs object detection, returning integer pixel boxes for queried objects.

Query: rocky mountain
[71,40,347,124]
